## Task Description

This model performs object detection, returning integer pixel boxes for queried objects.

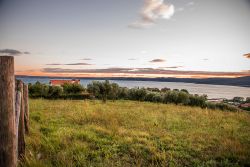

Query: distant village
[207,97,250,111]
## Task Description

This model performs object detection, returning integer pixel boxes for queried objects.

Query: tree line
[28,80,238,111]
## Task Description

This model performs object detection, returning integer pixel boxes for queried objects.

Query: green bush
[128,88,147,101]
[62,83,85,94]
[47,86,63,99]
[29,81,49,98]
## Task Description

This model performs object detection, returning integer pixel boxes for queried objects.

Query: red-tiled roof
[240,103,250,108]
[50,80,80,86]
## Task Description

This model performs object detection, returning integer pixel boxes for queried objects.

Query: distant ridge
[16,75,250,87]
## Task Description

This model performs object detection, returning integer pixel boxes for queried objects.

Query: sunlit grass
[22,99,250,167]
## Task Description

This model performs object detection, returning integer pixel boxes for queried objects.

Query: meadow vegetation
[22,99,250,167]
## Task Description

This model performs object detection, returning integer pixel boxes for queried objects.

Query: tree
[163,91,178,104]
[177,91,190,105]
[246,97,250,103]
[161,87,170,92]
[87,80,112,102]
[62,83,84,94]
[117,87,129,99]
[28,81,49,98]
[87,81,101,98]
[109,83,119,101]
[232,97,244,103]
[180,89,189,94]
[188,95,206,108]
[128,88,147,101]
[101,80,111,102]
[48,86,63,99]
[152,93,163,103]
[147,87,160,92]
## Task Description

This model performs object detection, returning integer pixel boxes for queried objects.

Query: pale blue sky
[0,0,249,77]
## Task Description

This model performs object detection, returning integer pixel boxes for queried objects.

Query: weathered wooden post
[0,56,17,167]
[15,80,23,159]
[23,84,29,134]
[18,81,25,159]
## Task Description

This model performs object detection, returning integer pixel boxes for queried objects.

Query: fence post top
[0,55,14,59]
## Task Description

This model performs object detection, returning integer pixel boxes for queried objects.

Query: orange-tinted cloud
[159,66,183,69]
[243,53,250,58]
[46,63,93,66]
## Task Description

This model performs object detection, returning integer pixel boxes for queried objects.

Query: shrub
[29,81,49,98]
[117,87,129,99]
[188,95,206,108]
[180,89,189,94]
[109,83,120,100]
[161,87,170,92]
[145,92,154,102]
[47,86,63,99]
[232,97,244,103]
[62,83,85,94]
[128,88,147,101]
[163,91,178,104]
[87,80,112,102]
[176,91,190,105]
[152,93,163,103]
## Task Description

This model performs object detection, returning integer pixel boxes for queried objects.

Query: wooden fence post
[18,81,25,159]
[23,84,29,134]
[15,80,23,159]
[0,56,17,167]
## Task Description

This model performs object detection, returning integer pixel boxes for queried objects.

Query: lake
[17,77,250,99]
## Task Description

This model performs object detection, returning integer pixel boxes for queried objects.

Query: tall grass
[22,99,250,167]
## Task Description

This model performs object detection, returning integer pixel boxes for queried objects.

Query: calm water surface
[17,77,250,99]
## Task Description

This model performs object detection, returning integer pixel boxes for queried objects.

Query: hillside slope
[23,99,250,167]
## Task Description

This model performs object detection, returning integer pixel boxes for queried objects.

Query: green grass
[22,99,250,167]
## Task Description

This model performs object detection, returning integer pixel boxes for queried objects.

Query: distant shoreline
[16,75,250,88]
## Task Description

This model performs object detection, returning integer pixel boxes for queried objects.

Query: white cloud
[129,0,175,28]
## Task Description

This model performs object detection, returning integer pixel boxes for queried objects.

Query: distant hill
[16,75,250,87]
[126,76,250,87]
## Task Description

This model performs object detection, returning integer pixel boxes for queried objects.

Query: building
[240,103,250,108]
[49,79,80,86]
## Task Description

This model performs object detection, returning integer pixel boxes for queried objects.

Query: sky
[0,0,250,78]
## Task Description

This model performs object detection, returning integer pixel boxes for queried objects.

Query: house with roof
[49,79,80,86]
[240,103,250,108]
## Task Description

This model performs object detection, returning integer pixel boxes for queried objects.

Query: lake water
[17,77,250,99]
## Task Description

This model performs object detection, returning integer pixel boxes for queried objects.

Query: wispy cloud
[81,58,92,60]
[46,63,93,66]
[128,58,137,60]
[150,59,166,63]
[129,0,175,29]
[159,66,183,69]
[243,53,250,59]
[0,49,30,56]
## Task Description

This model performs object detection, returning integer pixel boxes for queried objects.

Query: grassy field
[22,99,250,167]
